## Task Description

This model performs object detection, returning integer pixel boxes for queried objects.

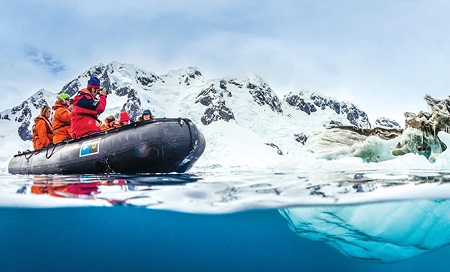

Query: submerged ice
[280,199,450,263]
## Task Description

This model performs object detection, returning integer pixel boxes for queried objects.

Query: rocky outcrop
[327,125,403,140]
[284,91,371,129]
[375,117,401,128]
[294,132,309,145]
[391,94,450,160]
[405,94,450,135]
[246,76,283,114]
[195,84,234,125]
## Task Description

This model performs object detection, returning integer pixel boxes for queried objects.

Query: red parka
[32,115,53,150]
[52,100,72,144]
[71,88,107,139]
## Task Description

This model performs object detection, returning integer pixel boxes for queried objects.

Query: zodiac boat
[8,118,206,175]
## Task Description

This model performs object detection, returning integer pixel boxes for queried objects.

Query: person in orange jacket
[52,93,73,144]
[71,76,107,139]
[99,115,120,131]
[32,105,53,150]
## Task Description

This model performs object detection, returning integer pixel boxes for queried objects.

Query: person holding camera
[71,76,107,139]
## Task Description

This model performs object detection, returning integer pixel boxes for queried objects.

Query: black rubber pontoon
[8,118,206,175]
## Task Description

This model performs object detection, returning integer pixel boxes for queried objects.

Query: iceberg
[280,199,450,263]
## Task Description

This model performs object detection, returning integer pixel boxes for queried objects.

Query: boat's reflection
[27,174,201,205]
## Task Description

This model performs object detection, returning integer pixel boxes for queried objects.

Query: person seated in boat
[71,76,107,139]
[52,93,72,144]
[99,115,120,131]
[118,111,132,126]
[32,105,53,150]
[68,98,74,111]
[137,109,154,122]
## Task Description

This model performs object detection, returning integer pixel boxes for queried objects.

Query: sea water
[1,170,450,272]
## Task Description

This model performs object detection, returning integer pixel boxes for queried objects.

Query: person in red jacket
[71,76,107,139]
[118,111,131,126]
[32,105,53,150]
[52,93,72,144]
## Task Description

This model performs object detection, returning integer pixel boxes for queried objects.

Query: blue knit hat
[87,76,100,89]
[143,109,151,115]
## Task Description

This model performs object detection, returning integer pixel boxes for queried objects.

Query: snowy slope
[0,62,380,172]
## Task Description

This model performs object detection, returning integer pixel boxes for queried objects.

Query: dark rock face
[247,80,283,114]
[195,85,234,125]
[195,76,285,126]
[284,91,371,129]
[294,132,308,145]
[176,68,202,86]
[18,121,32,141]
[375,117,401,128]
[285,95,317,115]
[136,72,161,87]
[115,86,132,97]
[61,79,81,97]
[122,89,142,121]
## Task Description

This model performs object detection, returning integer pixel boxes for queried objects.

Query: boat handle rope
[45,144,57,159]
[24,150,36,161]
[184,119,193,149]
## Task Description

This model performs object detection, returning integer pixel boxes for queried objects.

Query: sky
[1,0,450,124]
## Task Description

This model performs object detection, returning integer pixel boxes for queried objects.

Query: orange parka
[99,118,120,131]
[32,115,53,150]
[52,100,72,144]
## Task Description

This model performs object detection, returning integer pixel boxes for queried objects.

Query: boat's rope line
[183,118,194,150]
[45,144,57,159]
[24,150,35,160]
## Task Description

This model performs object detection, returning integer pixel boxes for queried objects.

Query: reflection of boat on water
[8,118,206,175]
[280,200,450,263]
[27,173,201,205]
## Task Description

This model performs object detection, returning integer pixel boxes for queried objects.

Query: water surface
[1,170,450,272]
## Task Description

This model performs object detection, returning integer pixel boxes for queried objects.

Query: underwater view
[2,169,450,272]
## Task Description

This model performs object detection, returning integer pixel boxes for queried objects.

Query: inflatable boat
[8,118,206,175]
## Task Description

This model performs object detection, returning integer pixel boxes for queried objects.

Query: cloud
[1,1,450,123]
[24,45,65,74]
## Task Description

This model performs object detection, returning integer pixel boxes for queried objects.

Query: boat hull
[8,118,206,175]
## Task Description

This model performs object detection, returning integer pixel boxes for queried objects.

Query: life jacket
[99,118,120,131]
[52,100,72,144]
[71,88,107,139]
[32,115,53,150]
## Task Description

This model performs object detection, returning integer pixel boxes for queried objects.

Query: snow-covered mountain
[374,117,402,128]
[0,61,387,171]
